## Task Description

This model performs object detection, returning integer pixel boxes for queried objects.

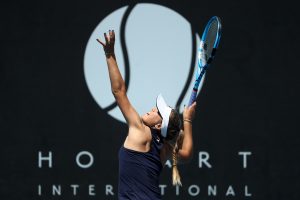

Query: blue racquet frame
[188,16,222,106]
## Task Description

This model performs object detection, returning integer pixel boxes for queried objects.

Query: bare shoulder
[123,123,152,152]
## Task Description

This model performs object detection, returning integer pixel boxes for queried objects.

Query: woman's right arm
[97,30,143,129]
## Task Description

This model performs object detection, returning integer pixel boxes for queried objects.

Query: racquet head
[188,16,222,106]
[198,16,222,68]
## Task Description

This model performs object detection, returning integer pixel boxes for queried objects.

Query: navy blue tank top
[118,129,164,200]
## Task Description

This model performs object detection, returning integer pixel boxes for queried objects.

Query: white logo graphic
[84,3,204,123]
[156,136,160,143]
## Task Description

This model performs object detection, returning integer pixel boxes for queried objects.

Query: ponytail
[172,131,184,186]
[165,110,184,186]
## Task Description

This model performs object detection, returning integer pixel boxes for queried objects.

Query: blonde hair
[165,109,184,186]
[171,131,184,186]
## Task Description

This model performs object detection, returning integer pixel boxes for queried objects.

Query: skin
[141,107,162,128]
[97,30,196,164]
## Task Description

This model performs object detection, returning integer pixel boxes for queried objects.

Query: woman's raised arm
[97,30,143,129]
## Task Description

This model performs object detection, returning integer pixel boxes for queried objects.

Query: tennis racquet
[188,16,222,106]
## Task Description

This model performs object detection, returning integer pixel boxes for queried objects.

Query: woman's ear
[154,123,162,130]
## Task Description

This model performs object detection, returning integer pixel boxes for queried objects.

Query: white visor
[156,94,172,138]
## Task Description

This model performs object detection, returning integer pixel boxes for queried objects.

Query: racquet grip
[188,89,197,106]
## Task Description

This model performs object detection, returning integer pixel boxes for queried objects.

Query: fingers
[97,30,115,45]
[191,102,197,108]
[104,32,109,44]
[96,38,105,46]
[183,102,196,120]
[188,102,197,114]
[96,29,115,48]
[108,30,115,44]
[110,30,115,42]
[184,102,196,110]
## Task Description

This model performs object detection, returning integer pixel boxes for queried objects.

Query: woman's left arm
[178,102,197,161]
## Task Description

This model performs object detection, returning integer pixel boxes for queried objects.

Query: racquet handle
[188,66,206,107]
[188,89,198,106]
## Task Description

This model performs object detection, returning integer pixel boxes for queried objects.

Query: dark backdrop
[1,0,299,200]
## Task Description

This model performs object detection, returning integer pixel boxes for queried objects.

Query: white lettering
[238,151,252,168]
[89,185,96,196]
[76,151,94,168]
[176,185,180,195]
[199,151,212,168]
[188,185,200,196]
[38,185,42,196]
[226,185,235,196]
[165,160,172,168]
[159,184,167,195]
[52,185,61,195]
[245,185,252,196]
[208,185,217,196]
[106,185,114,196]
[38,151,52,168]
[70,184,79,195]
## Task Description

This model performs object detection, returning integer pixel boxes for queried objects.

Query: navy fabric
[118,129,164,200]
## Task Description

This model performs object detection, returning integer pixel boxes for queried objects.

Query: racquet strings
[203,19,219,61]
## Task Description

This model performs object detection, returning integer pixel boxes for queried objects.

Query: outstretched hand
[96,30,115,55]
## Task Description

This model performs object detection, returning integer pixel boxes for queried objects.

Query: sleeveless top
[118,129,164,200]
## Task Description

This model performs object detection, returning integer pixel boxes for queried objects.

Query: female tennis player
[97,30,197,200]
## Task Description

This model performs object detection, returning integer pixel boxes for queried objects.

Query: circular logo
[84,3,204,123]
